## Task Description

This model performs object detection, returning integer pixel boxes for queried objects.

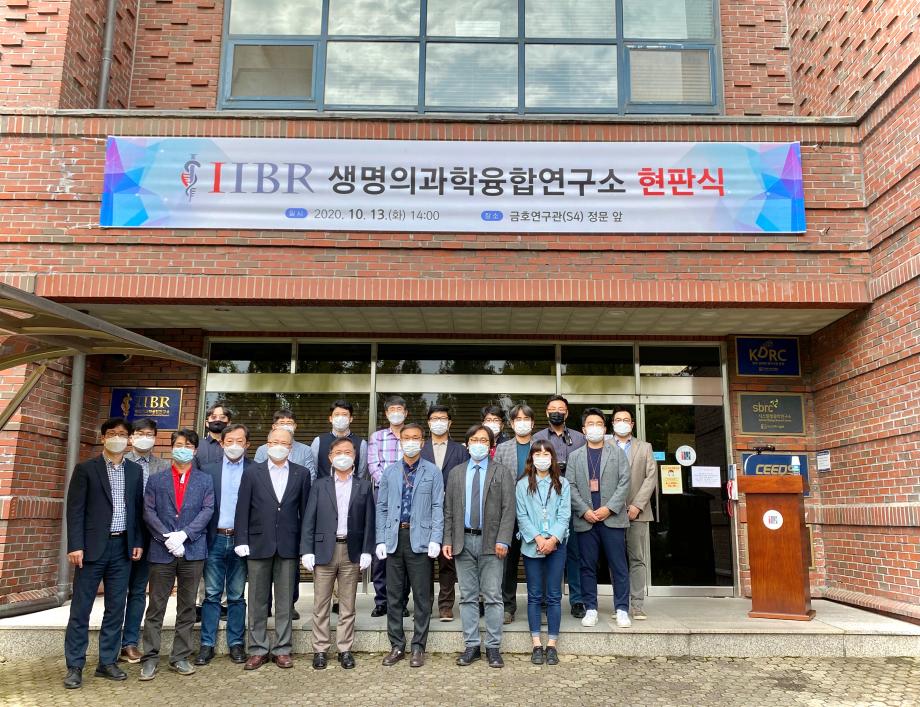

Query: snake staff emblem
[181,155,201,201]
[120,392,132,418]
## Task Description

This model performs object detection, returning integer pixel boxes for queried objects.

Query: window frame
[218,0,723,115]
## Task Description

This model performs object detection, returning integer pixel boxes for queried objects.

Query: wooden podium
[738,474,815,620]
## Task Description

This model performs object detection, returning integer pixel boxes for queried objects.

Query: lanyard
[588,452,602,481]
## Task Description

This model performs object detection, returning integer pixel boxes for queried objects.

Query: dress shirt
[134,454,152,492]
[464,458,488,529]
[254,440,316,478]
[399,459,419,523]
[616,436,633,457]
[532,427,586,467]
[104,455,127,533]
[369,427,402,485]
[334,471,354,537]
[432,440,448,470]
[217,455,246,528]
[268,460,290,502]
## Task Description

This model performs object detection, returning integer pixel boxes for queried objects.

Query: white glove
[171,543,185,558]
[302,554,315,572]
[427,542,441,559]
[375,543,387,561]
[359,553,372,571]
[234,544,250,557]
[164,530,187,552]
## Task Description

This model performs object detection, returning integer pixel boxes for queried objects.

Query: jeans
[121,553,150,648]
[201,534,247,649]
[523,543,567,640]
[454,533,504,649]
[565,515,583,603]
[578,524,629,612]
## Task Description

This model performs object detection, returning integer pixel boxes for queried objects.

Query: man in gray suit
[611,408,658,620]
[120,418,171,663]
[443,424,515,668]
[568,408,632,629]
[375,423,443,668]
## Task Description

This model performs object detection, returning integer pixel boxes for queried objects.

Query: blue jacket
[144,466,215,564]
[376,457,444,554]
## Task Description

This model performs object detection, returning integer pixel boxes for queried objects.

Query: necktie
[470,465,481,529]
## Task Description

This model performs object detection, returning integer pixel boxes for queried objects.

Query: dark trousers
[142,557,204,665]
[372,555,387,607]
[64,535,131,669]
[578,524,629,612]
[501,524,523,615]
[121,552,150,648]
[386,528,433,651]
[437,554,457,612]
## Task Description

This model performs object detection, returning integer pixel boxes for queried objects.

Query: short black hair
[612,407,634,421]
[465,424,495,447]
[399,422,425,437]
[581,407,608,429]
[206,400,233,419]
[221,423,250,442]
[329,399,354,414]
[273,409,296,423]
[546,394,569,409]
[509,403,535,421]
[101,417,132,435]
[132,417,157,433]
[329,437,357,453]
[384,395,407,411]
[481,404,504,421]
[171,428,200,448]
[427,404,452,420]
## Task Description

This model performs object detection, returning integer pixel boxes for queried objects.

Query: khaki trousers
[312,543,361,654]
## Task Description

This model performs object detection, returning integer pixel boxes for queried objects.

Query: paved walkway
[1,653,919,706]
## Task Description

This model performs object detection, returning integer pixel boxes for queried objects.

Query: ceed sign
[110,387,182,430]
[735,336,801,377]
[741,453,810,497]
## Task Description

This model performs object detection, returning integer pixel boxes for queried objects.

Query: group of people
[62,394,657,688]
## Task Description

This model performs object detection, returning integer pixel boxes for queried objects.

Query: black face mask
[548,412,566,427]
[207,420,228,434]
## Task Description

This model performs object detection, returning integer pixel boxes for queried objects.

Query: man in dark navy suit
[63,417,145,690]
[420,404,469,622]
[235,427,311,670]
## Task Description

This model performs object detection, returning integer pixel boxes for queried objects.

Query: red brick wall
[0,0,72,108]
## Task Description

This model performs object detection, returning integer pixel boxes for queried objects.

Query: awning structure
[0,282,205,428]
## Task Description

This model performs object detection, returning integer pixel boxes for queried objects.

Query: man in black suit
[63,417,145,689]
[301,437,374,670]
[420,404,469,622]
[234,428,311,670]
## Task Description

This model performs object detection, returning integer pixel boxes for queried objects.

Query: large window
[221,0,721,113]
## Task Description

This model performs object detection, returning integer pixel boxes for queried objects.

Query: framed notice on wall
[738,392,806,436]
[735,336,801,377]
[109,387,183,431]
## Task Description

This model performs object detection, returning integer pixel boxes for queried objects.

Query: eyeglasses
[469,436,491,445]
[133,431,156,438]
[104,431,129,439]
[429,416,450,422]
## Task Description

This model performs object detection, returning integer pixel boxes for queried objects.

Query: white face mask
[277,424,296,434]
[484,421,501,437]
[585,426,606,443]
[387,411,406,426]
[468,443,490,461]
[512,420,532,437]
[104,436,128,454]
[533,456,552,472]
[131,435,155,452]
[331,415,350,432]
[429,420,449,436]
[267,445,290,462]
[401,439,422,458]
[332,454,354,472]
[613,421,632,437]
[224,444,245,461]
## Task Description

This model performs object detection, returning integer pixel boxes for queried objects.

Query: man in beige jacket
[611,409,658,620]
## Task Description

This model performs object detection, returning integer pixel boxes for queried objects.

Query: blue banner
[741,453,810,496]
[736,336,801,377]
[110,387,182,431]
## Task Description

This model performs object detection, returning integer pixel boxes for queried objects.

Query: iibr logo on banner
[180,154,200,202]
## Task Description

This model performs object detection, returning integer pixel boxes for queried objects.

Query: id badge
[541,518,550,533]
[589,478,600,492]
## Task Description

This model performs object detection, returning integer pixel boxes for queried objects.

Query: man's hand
[67,550,84,569]
[495,543,508,559]
[171,543,185,558]
[583,509,599,523]
[234,544,250,558]
[375,543,387,561]
[359,553,372,571]
[427,542,441,559]
[302,554,315,572]
[594,507,612,521]
[442,545,453,561]
[131,547,143,561]
[627,504,641,521]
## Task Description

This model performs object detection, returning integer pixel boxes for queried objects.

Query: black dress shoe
[455,646,481,666]
[312,652,327,670]
[292,609,301,621]
[332,602,340,614]
[371,603,387,617]
[94,663,127,681]
[63,667,82,689]
[486,648,504,668]
[382,647,405,666]
[338,651,356,669]
[531,646,545,665]
[195,605,202,624]
[403,606,410,618]
[545,646,559,665]
[409,648,425,668]
[229,644,247,664]
[571,602,586,619]
[194,645,214,666]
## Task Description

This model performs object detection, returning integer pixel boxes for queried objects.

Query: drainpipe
[55,353,86,603]
[96,0,119,109]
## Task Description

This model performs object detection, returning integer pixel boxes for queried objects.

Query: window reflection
[426,43,517,108]
[230,45,313,98]
[624,0,713,39]
[328,0,420,36]
[229,0,321,35]
[325,42,419,105]
[427,0,517,37]
[526,45,617,108]
[525,0,616,38]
